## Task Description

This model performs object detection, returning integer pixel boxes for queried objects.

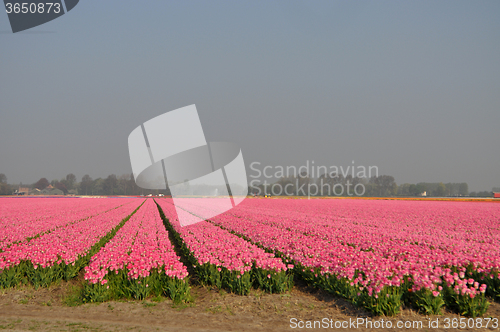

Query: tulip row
[0,198,142,289]
[83,199,190,303]
[155,199,293,295]
[0,197,131,250]
[182,198,498,317]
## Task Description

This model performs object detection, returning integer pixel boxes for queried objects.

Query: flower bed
[0,197,132,250]
[155,199,292,295]
[0,198,142,288]
[83,199,190,303]
[205,198,498,317]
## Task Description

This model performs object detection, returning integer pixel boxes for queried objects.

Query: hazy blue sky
[1,1,499,191]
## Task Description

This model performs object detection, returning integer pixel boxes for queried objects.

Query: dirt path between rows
[1,281,499,331]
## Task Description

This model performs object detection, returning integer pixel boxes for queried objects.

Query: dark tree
[434,182,446,197]
[415,183,427,195]
[80,174,93,195]
[54,181,68,194]
[408,184,417,196]
[0,174,10,195]
[93,178,104,195]
[34,178,50,190]
[369,175,396,196]
[459,183,468,196]
[65,173,77,189]
[118,174,132,195]
[103,174,118,195]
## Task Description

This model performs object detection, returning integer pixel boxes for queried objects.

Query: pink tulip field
[0,198,142,288]
[1,196,499,317]
[156,199,293,295]
[83,199,189,303]
[203,198,500,317]
[0,197,133,250]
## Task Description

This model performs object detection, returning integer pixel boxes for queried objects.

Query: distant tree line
[469,191,496,197]
[0,172,497,197]
[0,173,169,196]
[397,182,468,197]
[251,171,482,198]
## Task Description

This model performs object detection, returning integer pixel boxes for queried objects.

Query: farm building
[41,188,64,195]
[14,187,30,195]
[30,186,64,195]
